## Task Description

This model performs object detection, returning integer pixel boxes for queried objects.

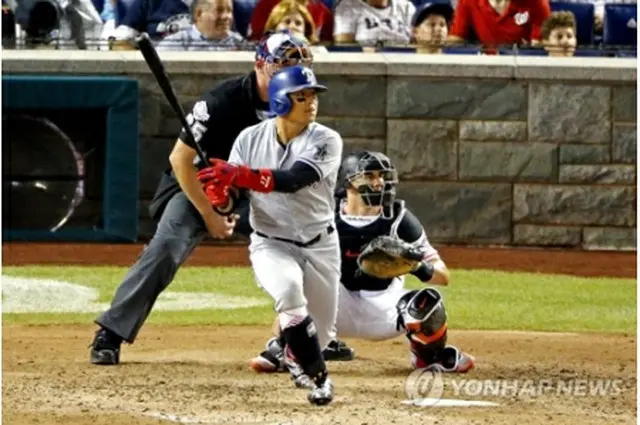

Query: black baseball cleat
[307,372,334,406]
[90,328,122,365]
[322,339,355,361]
[249,337,286,373]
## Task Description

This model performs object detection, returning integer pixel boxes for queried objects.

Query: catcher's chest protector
[337,201,405,292]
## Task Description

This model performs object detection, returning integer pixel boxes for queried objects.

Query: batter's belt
[255,225,335,248]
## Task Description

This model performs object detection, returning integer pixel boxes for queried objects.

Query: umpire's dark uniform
[90,71,268,364]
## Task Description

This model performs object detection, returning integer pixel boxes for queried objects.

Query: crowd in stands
[2,0,637,56]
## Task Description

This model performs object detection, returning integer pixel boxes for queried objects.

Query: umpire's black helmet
[337,151,398,218]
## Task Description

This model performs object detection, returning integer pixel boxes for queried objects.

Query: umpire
[90,30,316,365]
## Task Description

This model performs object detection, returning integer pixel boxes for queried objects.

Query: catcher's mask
[339,151,398,219]
[255,29,314,77]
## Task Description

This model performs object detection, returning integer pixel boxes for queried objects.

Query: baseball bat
[135,33,238,216]
[135,33,209,166]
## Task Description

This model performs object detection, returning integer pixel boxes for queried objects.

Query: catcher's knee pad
[396,288,448,364]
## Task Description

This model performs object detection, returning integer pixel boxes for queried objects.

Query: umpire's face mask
[265,45,314,77]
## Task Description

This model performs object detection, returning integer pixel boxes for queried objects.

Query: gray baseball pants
[94,191,250,342]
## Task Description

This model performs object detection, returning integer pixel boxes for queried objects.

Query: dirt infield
[2,242,637,425]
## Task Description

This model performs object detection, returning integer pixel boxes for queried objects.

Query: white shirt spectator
[156,23,244,50]
[334,0,415,44]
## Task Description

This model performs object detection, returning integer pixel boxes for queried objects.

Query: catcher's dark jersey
[336,199,439,292]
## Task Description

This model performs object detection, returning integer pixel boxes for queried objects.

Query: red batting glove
[234,165,274,193]
[196,159,275,193]
[196,159,238,187]
[204,183,230,208]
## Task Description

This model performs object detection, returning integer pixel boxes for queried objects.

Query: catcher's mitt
[356,235,425,279]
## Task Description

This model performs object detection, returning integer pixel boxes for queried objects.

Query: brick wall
[4,51,636,250]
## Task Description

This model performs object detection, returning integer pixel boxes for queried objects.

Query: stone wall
[3,51,637,250]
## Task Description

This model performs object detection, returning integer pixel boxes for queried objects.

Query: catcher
[250,150,474,385]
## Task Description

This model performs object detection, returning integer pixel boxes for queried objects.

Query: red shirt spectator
[249,0,334,41]
[449,0,551,46]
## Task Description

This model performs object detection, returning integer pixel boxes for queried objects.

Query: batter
[196,65,342,405]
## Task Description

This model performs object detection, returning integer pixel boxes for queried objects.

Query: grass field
[2,265,636,333]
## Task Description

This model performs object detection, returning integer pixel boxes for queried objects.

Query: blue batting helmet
[268,65,327,116]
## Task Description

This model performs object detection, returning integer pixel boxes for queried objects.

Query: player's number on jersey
[186,113,207,143]
[364,17,393,30]
[191,121,207,143]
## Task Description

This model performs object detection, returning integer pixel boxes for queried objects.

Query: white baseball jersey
[228,119,343,242]
[156,25,245,51]
[334,0,416,44]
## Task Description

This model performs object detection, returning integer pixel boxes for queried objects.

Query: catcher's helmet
[338,151,399,219]
[268,65,327,116]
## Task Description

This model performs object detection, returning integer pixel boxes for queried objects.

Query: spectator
[3,0,16,48]
[541,10,576,56]
[10,0,103,49]
[250,0,333,41]
[412,1,453,53]
[448,0,551,49]
[263,0,327,51]
[107,0,192,49]
[58,0,104,49]
[333,0,415,46]
[98,0,116,50]
[156,0,244,50]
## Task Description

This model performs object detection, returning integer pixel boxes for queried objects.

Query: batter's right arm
[214,129,323,194]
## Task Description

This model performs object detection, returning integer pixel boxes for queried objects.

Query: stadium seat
[326,44,364,52]
[499,47,547,55]
[615,48,637,57]
[500,47,604,57]
[318,0,336,10]
[410,0,452,9]
[233,0,258,37]
[115,0,131,26]
[92,0,104,15]
[381,46,416,52]
[442,46,481,54]
[603,4,637,47]
[573,48,604,57]
[550,2,595,45]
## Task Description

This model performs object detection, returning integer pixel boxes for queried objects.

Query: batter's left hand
[204,183,231,207]
[197,159,238,187]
